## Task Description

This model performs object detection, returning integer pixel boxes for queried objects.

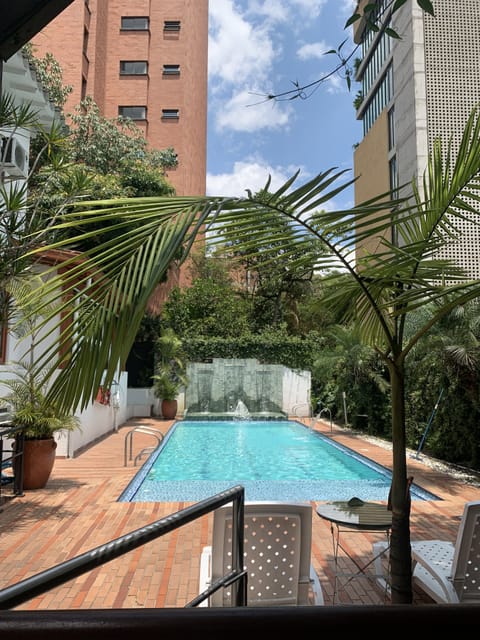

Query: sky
[206,0,361,210]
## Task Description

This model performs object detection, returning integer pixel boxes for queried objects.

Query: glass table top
[316,499,392,530]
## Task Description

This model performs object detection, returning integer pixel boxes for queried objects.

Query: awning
[0,0,75,61]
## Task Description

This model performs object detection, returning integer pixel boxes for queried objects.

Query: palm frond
[20,107,480,410]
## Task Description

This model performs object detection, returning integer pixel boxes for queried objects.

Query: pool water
[119,420,438,503]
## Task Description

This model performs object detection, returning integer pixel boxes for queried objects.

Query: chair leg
[372,541,390,593]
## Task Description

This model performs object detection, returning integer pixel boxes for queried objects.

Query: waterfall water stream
[185,358,285,418]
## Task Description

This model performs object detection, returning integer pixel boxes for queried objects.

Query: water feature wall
[185,358,311,418]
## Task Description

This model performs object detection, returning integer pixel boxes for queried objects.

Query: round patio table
[316,499,392,603]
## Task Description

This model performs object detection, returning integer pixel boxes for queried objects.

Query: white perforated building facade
[353,0,480,278]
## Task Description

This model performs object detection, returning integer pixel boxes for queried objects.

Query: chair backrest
[451,500,480,602]
[210,501,314,607]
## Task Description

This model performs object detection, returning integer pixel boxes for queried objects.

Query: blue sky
[206,0,361,210]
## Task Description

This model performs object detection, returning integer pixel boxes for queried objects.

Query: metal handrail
[311,407,333,432]
[0,423,25,500]
[291,403,311,418]
[123,426,164,466]
[0,485,246,610]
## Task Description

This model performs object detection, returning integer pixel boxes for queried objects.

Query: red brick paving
[1,416,479,609]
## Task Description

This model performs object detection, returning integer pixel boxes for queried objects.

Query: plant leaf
[344,13,361,28]
[417,0,434,16]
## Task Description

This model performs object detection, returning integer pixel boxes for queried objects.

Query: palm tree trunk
[387,359,413,604]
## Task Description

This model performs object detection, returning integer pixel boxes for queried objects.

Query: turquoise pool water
[119,420,438,502]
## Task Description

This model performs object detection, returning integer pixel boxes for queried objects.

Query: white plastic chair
[198,501,324,607]
[372,500,480,603]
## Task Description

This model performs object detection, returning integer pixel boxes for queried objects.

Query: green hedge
[181,333,322,372]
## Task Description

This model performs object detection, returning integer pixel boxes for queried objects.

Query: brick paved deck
[1,417,479,609]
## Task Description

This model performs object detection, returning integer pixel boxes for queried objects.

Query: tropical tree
[216,190,324,332]
[27,94,177,251]
[312,324,390,435]
[67,96,178,177]
[23,106,480,604]
[0,91,81,326]
[162,253,252,339]
[404,301,480,467]
[22,44,73,109]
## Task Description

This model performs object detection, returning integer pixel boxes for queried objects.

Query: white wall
[126,387,155,418]
[0,364,130,458]
[56,371,129,457]
[126,387,186,419]
[282,368,311,417]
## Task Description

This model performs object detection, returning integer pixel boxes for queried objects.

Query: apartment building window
[83,27,89,54]
[121,17,149,31]
[388,107,395,150]
[162,64,180,76]
[361,0,391,51]
[362,63,393,135]
[164,20,181,32]
[119,106,147,120]
[361,30,392,98]
[389,155,398,196]
[120,61,148,75]
[161,109,179,120]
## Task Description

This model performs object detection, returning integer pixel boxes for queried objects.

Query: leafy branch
[260,0,435,103]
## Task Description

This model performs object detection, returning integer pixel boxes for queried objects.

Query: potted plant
[152,329,188,419]
[1,362,80,489]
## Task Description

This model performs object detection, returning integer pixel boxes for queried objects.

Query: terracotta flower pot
[23,438,57,490]
[161,399,177,420]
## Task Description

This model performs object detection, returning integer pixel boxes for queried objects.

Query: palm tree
[312,323,390,432]
[405,300,480,466]
[25,107,480,604]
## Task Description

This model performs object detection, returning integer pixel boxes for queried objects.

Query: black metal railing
[0,485,245,609]
[0,422,24,504]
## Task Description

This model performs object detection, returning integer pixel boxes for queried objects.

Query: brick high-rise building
[31,0,209,198]
[353,0,480,277]
[31,0,209,310]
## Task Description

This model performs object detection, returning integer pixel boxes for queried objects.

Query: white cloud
[340,0,358,17]
[246,0,289,23]
[297,41,330,60]
[207,158,299,197]
[246,0,327,23]
[215,89,292,133]
[289,0,327,19]
[206,0,359,212]
[208,1,276,86]
[208,1,334,135]
[294,40,347,95]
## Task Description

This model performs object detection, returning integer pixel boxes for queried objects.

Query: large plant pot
[23,438,57,490]
[161,399,178,420]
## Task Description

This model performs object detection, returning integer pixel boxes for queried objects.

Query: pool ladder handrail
[124,426,164,467]
[291,402,311,418]
[311,407,333,432]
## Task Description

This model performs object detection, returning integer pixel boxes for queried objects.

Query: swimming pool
[119,420,438,503]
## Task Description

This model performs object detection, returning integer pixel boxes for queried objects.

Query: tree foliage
[404,301,480,467]
[214,190,324,332]
[67,96,177,176]
[162,254,251,339]
[22,43,73,108]
[0,92,81,325]
[20,80,480,605]
[312,324,391,434]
